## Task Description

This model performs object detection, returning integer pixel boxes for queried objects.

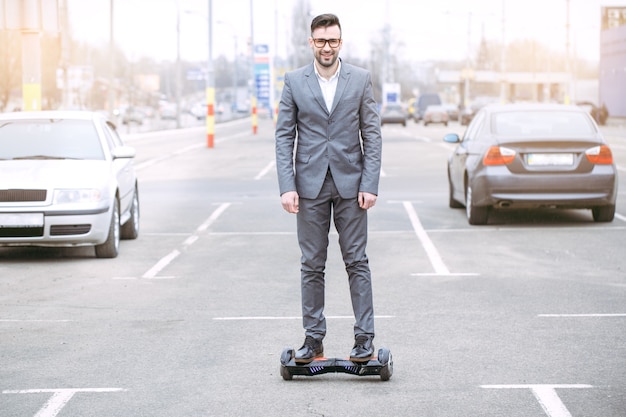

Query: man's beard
[316,51,337,68]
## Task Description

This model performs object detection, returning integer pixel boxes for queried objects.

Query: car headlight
[53,189,105,204]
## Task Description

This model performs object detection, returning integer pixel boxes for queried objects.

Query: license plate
[0,213,44,227]
[527,153,574,166]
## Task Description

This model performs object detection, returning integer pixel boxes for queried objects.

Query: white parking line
[402,201,450,275]
[0,319,72,323]
[142,202,231,278]
[197,202,231,232]
[538,313,626,317]
[2,388,126,417]
[401,201,478,277]
[113,203,232,280]
[212,315,395,321]
[142,249,180,279]
[481,384,592,417]
[255,160,275,180]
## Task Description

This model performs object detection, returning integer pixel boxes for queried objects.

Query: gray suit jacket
[275,60,382,200]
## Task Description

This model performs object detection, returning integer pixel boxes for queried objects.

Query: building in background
[600,6,626,118]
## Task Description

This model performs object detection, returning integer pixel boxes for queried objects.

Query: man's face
[309,25,342,68]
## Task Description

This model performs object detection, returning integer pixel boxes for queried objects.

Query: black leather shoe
[294,336,324,363]
[349,334,374,362]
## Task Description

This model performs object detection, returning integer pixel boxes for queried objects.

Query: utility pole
[464,12,472,110]
[58,0,70,109]
[21,0,42,111]
[206,0,214,147]
[565,0,571,104]
[379,0,391,91]
[499,0,506,104]
[250,0,257,134]
[108,0,115,118]
[175,2,181,128]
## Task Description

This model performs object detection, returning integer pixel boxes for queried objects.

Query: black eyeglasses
[312,38,341,48]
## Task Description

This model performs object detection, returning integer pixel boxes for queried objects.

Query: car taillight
[585,145,613,165]
[483,146,516,166]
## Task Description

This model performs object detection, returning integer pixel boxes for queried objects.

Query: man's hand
[281,191,299,214]
[358,192,377,210]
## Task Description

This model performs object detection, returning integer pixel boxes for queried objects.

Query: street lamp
[206,0,214,147]
[184,3,214,148]
[500,0,507,104]
[175,3,182,128]
[109,0,115,118]
[216,20,239,116]
[249,0,257,134]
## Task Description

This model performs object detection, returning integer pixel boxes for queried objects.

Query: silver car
[444,103,618,225]
[0,111,140,257]
[380,103,407,126]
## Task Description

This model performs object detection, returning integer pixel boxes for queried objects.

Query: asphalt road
[1,117,625,417]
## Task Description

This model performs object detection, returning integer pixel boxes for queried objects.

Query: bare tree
[0,30,21,111]
[289,0,312,69]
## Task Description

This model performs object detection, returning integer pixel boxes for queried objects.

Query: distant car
[443,103,617,225]
[0,111,140,258]
[414,93,442,122]
[443,103,459,121]
[190,102,207,120]
[460,97,500,126]
[160,103,177,120]
[236,102,250,114]
[576,101,608,126]
[380,103,407,126]
[122,106,144,125]
[423,105,449,126]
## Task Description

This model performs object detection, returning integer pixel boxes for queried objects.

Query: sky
[67,0,614,64]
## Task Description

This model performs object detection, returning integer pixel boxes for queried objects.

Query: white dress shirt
[314,60,342,112]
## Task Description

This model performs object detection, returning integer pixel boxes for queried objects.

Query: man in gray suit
[275,13,382,363]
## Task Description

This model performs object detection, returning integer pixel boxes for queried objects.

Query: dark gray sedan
[444,103,618,225]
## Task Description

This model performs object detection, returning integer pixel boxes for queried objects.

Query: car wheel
[121,186,140,239]
[592,205,615,222]
[95,198,120,258]
[465,185,489,225]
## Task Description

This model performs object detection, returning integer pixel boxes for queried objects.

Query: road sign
[254,44,271,111]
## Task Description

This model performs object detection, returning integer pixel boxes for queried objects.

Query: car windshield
[0,119,105,160]
[492,111,596,137]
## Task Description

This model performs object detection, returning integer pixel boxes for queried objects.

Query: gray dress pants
[297,170,375,340]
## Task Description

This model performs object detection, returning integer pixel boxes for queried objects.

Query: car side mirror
[443,133,460,144]
[112,146,136,159]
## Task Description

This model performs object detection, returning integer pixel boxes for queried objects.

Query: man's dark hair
[310,13,341,36]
